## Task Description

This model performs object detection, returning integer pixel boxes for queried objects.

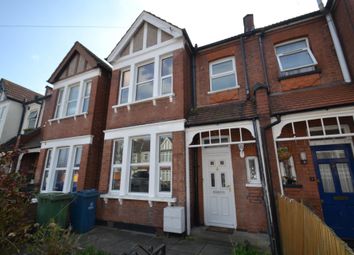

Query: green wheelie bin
[36,193,74,228]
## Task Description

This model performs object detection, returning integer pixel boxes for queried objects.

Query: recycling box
[70,189,99,233]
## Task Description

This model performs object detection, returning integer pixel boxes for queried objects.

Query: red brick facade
[34,1,354,237]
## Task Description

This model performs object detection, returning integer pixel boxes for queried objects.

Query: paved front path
[79,226,233,255]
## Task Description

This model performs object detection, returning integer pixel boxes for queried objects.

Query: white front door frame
[202,145,237,228]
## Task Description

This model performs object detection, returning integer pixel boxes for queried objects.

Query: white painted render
[0,100,23,144]
[21,102,41,133]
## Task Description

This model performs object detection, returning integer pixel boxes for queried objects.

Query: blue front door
[312,144,354,239]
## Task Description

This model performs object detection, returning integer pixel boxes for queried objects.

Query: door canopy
[273,107,354,142]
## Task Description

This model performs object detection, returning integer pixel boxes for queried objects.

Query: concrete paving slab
[79,225,270,255]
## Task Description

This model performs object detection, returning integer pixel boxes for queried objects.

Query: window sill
[207,86,239,95]
[278,67,320,81]
[112,94,175,112]
[48,113,88,124]
[246,183,262,188]
[100,193,177,207]
[283,184,303,188]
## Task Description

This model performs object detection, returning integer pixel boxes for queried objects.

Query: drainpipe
[191,45,197,108]
[193,149,199,225]
[253,118,281,255]
[17,101,26,136]
[317,0,351,83]
[240,37,250,98]
[258,32,270,90]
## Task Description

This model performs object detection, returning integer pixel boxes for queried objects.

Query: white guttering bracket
[104,119,185,140]
[41,135,93,149]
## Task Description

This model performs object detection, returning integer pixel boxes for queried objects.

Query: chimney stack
[243,14,255,33]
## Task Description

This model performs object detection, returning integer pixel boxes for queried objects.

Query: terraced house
[34,0,353,248]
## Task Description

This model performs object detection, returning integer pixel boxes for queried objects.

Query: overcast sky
[0,0,323,94]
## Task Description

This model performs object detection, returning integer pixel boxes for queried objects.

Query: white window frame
[279,156,297,184]
[274,37,317,72]
[160,55,173,96]
[65,83,80,117]
[209,57,238,93]
[80,80,92,113]
[52,79,93,120]
[118,69,130,105]
[54,88,64,119]
[70,145,82,192]
[51,147,70,192]
[245,156,261,187]
[128,135,151,194]
[109,139,124,193]
[157,133,173,196]
[135,61,155,102]
[40,149,52,191]
[27,110,39,129]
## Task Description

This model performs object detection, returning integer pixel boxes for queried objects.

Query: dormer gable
[107,11,184,63]
[48,41,111,84]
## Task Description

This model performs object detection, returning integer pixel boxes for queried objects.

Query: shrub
[232,242,268,255]
[26,221,78,255]
[0,171,33,254]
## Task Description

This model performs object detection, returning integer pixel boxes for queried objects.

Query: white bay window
[107,132,174,198]
[40,142,87,193]
[52,79,92,120]
[117,55,174,105]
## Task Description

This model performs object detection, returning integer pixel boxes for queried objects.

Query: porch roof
[186,101,256,127]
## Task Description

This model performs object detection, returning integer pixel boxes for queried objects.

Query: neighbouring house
[34,41,112,194]
[32,0,354,250]
[0,78,45,179]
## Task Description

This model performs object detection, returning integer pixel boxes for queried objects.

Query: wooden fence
[277,195,354,255]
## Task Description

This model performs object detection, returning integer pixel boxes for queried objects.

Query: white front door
[202,146,236,228]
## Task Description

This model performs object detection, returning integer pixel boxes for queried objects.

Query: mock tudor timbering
[33,0,354,244]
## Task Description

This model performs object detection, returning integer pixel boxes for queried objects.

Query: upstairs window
[54,88,64,119]
[160,56,173,95]
[136,62,154,101]
[119,70,130,104]
[66,84,79,116]
[117,56,174,105]
[81,81,91,113]
[53,79,92,119]
[27,110,38,129]
[209,57,238,92]
[275,38,317,76]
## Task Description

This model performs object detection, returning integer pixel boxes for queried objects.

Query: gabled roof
[0,79,42,103]
[107,11,184,62]
[48,41,111,84]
